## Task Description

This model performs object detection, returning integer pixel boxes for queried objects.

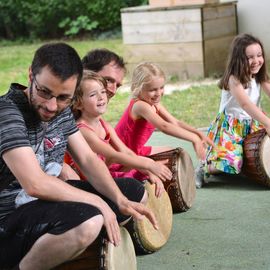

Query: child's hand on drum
[198,131,214,148]
[150,159,172,182]
[148,174,165,198]
[193,139,206,160]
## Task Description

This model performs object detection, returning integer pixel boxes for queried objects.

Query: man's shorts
[0,178,144,268]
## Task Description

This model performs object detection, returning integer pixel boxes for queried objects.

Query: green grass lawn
[1,39,270,129]
[0,39,124,94]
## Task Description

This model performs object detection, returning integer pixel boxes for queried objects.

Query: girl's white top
[219,78,261,120]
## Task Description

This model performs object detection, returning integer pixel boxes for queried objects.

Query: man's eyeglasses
[33,76,73,105]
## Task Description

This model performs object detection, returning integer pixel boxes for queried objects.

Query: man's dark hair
[31,43,83,88]
[81,48,126,73]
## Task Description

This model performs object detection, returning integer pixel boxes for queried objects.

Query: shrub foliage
[0,0,147,40]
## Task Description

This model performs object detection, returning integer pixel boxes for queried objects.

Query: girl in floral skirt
[196,33,270,188]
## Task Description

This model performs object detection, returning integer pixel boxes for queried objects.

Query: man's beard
[29,83,60,122]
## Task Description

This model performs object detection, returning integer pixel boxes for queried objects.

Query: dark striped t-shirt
[0,83,78,220]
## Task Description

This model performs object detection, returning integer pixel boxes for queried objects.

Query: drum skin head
[135,181,173,252]
[54,227,136,270]
[261,135,270,178]
[177,150,196,209]
[106,227,136,270]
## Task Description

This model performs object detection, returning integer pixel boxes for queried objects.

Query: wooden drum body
[148,148,196,212]
[54,227,136,270]
[125,181,173,254]
[243,129,270,187]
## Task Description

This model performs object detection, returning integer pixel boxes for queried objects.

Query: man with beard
[60,49,127,180]
[0,43,156,270]
[82,48,126,99]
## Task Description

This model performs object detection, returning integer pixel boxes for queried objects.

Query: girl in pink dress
[115,62,213,159]
[65,70,172,197]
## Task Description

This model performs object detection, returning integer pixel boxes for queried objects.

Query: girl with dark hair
[196,33,270,188]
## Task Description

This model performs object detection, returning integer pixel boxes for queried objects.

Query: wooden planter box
[149,0,219,7]
[121,1,238,80]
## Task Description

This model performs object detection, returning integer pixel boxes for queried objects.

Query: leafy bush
[59,16,99,37]
[0,0,147,40]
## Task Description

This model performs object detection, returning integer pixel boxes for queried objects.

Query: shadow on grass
[204,173,269,191]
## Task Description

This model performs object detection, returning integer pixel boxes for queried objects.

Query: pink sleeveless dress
[65,118,147,181]
[64,120,110,180]
[115,99,156,156]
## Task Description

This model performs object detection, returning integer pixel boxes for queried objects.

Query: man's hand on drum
[98,199,122,247]
[151,159,172,182]
[148,173,165,198]
[118,198,159,230]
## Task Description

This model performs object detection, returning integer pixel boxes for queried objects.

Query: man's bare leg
[19,214,103,270]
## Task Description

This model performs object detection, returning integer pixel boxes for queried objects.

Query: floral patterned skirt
[205,112,262,174]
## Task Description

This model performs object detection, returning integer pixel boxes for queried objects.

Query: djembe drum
[54,227,136,270]
[125,181,173,255]
[148,148,196,213]
[242,129,270,187]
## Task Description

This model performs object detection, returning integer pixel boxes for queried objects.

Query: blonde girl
[196,33,270,188]
[64,70,172,197]
[115,62,212,162]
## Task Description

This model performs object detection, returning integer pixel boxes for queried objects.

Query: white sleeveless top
[218,78,261,120]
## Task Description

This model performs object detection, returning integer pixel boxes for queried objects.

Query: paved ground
[136,131,270,270]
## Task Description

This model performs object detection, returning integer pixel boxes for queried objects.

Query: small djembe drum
[54,227,136,270]
[242,128,270,187]
[125,181,173,254]
[148,147,196,213]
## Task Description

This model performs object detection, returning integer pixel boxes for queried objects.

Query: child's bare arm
[133,101,205,145]
[80,125,172,180]
[158,105,213,147]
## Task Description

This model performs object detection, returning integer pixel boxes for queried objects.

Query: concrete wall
[220,0,270,59]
